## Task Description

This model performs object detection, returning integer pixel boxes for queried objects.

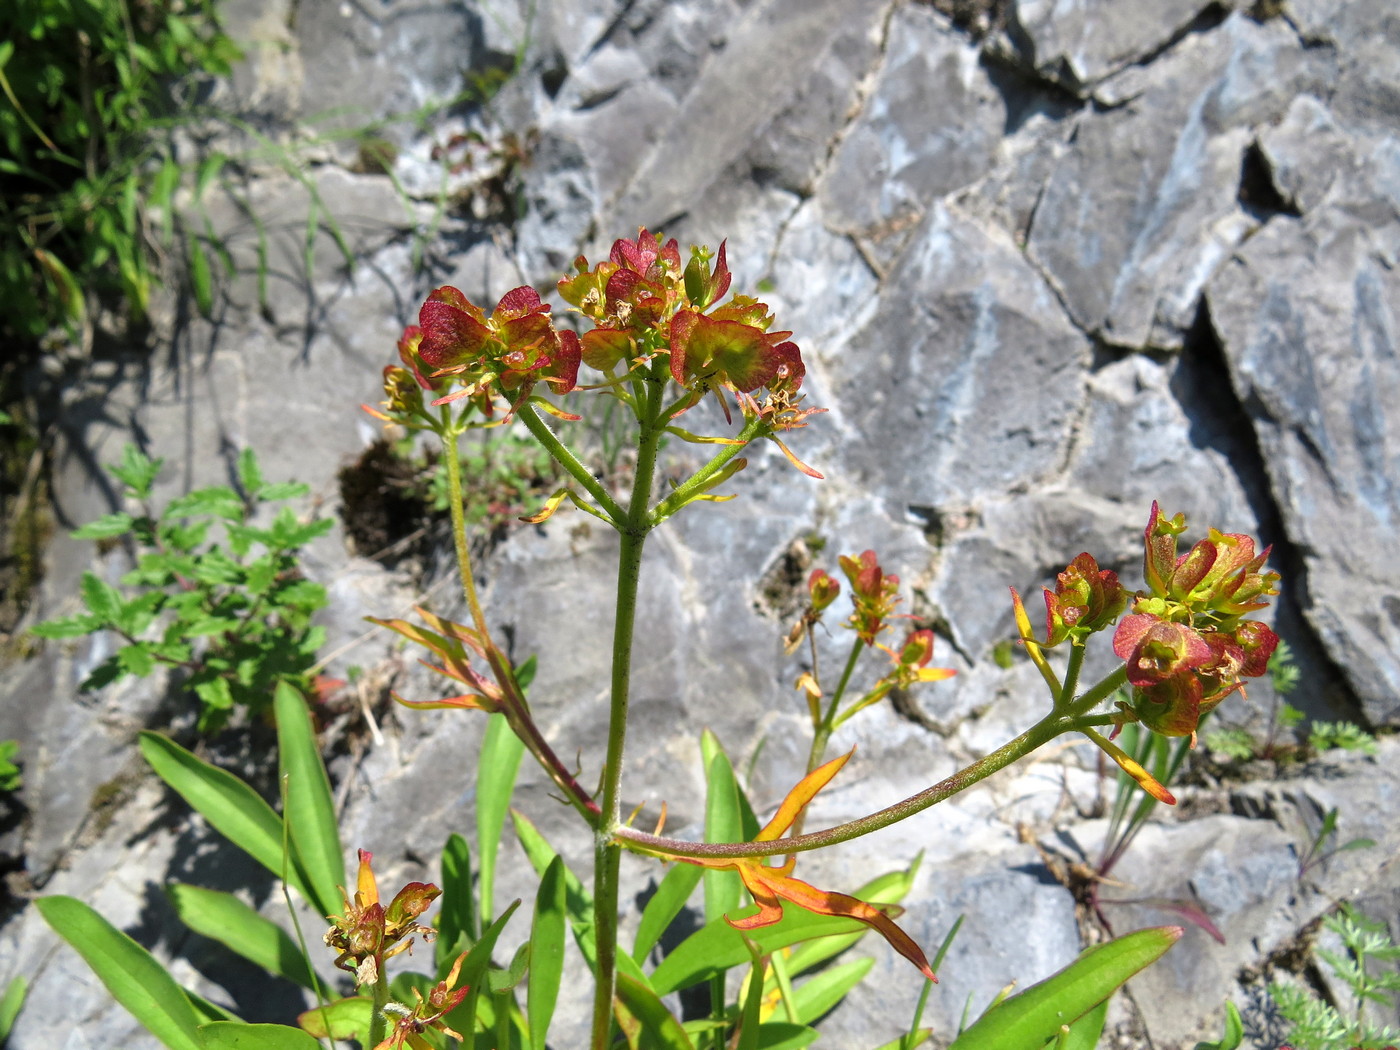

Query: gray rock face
[5,0,1400,1048]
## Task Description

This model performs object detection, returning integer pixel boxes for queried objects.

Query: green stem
[1057,641,1087,710]
[1067,665,1129,717]
[614,709,1075,861]
[440,419,602,826]
[589,372,666,1050]
[810,639,864,775]
[440,421,489,637]
[650,415,766,522]
[368,970,390,1047]
[516,399,626,524]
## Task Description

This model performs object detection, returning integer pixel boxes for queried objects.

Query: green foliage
[1271,638,1301,695]
[949,927,1181,1050]
[0,974,27,1043]
[30,446,330,730]
[0,0,241,343]
[1308,720,1378,755]
[0,738,19,792]
[1271,904,1400,1050]
[1192,1001,1243,1050]
[1203,727,1256,762]
[1296,806,1375,880]
[425,429,564,532]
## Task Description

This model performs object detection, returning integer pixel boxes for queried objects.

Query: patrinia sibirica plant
[39,230,1281,1050]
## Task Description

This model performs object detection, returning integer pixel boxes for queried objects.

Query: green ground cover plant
[0,0,241,343]
[30,446,330,731]
[34,230,1290,1049]
[1270,904,1400,1050]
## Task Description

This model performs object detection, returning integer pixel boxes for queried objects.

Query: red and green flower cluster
[325,850,440,986]
[1112,502,1279,737]
[558,230,804,404]
[1013,503,1279,740]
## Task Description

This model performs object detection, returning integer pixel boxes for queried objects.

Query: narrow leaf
[634,861,703,960]
[437,832,477,971]
[189,234,214,317]
[527,856,568,1050]
[197,1021,321,1049]
[950,927,1181,1050]
[274,681,345,918]
[138,733,315,906]
[477,711,525,924]
[704,748,746,924]
[1038,996,1108,1050]
[614,972,696,1050]
[35,896,202,1050]
[165,884,329,994]
[0,974,28,1040]
[785,957,873,1026]
[1192,1001,1244,1050]
[755,1023,820,1049]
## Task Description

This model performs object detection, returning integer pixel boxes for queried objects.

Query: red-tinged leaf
[496,285,544,316]
[757,750,852,842]
[1083,727,1176,804]
[366,616,457,663]
[391,689,495,712]
[1143,501,1185,596]
[731,867,935,982]
[698,316,782,393]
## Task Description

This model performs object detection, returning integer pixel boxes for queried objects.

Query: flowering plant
[37,231,1281,1050]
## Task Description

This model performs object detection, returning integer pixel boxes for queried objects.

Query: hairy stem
[615,709,1075,861]
[441,421,490,638]
[590,368,665,1050]
[368,971,390,1047]
[516,399,626,524]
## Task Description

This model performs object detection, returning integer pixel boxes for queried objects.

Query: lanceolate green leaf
[527,855,568,1050]
[634,860,703,960]
[0,974,28,1041]
[1193,1001,1244,1050]
[35,896,202,1050]
[949,927,1181,1050]
[437,832,478,972]
[754,1023,820,1049]
[164,884,329,995]
[703,746,746,924]
[196,1021,321,1049]
[615,972,695,1050]
[477,711,525,925]
[274,681,344,918]
[137,732,316,906]
[783,957,874,1027]
[512,810,650,985]
[652,903,870,996]
[442,900,523,1041]
[1038,996,1108,1050]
